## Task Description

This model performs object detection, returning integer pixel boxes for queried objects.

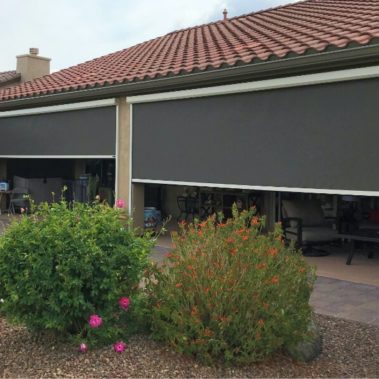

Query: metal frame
[127,65,379,104]
[0,99,116,118]
[0,155,115,159]
[131,179,379,197]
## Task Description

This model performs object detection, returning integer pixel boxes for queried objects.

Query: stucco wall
[116,98,131,204]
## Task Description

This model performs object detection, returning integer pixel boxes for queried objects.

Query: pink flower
[79,343,88,353]
[118,297,130,310]
[88,314,102,328]
[115,199,125,209]
[113,341,127,353]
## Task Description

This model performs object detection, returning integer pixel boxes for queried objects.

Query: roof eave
[1,43,379,111]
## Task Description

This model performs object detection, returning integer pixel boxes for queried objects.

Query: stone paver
[310,276,379,326]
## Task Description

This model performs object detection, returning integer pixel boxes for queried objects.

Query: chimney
[223,8,228,21]
[16,48,51,83]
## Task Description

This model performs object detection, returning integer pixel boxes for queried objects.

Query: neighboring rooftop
[0,71,21,88]
[1,0,379,102]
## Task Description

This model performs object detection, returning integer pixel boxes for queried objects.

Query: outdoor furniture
[339,229,378,265]
[177,196,199,221]
[282,199,339,255]
[8,187,29,214]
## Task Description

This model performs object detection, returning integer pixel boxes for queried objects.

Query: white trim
[0,99,116,118]
[132,178,379,197]
[127,65,379,104]
[128,103,133,214]
[0,155,115,159]
[115,102,119,201]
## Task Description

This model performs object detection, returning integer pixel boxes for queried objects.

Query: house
[0,0,379,233]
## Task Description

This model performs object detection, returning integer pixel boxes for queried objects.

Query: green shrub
[145,207,315,364]
[0,198,154,345]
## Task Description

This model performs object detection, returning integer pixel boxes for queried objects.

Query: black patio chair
[177,196,199,222]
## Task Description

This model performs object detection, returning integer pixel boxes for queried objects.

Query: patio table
[338,229,378,265]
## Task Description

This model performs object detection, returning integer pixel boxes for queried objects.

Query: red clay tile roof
[1,0,379,101]
[0,70,20,86]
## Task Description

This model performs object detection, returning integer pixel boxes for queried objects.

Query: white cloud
[0,0,299,72]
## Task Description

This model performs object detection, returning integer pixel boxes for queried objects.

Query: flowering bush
[146,206,315,364]
[0,198,154,346]
[89,314,103,329]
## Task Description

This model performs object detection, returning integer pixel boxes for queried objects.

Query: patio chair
[177,196,199,222]
[282,199,339,256]
[8,187,30,214]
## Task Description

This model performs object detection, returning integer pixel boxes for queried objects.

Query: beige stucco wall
[116,98,131,204]
[116,98,145,229]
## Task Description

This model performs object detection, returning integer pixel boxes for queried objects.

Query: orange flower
[267,247,279,257]
[198,230,203,237]
[219,315,229,323]
[191,306,198,316]
[235,228,246,235]
[242,235,249,241]
[299,267,306,273]
[187,264,194,271]
[230,248,238,256]
[199,221,207,228]
[175,283,183,288]
[218,223,227,228]
[270,276,279,284]
[256,263,267,270]
[251,217,259,225]
[258,319,265,327]
[226,237,234,244]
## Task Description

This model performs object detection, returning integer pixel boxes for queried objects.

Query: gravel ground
[0,313,378,378]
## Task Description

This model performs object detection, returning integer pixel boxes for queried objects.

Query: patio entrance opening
[0,158,115,213]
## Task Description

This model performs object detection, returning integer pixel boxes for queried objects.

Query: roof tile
[1,0,379,102]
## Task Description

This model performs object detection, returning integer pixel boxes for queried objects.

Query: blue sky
[1,0,299,72]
